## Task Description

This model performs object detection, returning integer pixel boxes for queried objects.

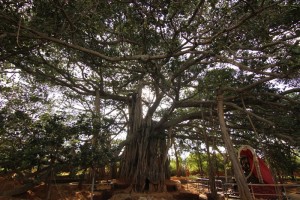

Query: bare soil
[0,176,204,200]
[1,176,299,200]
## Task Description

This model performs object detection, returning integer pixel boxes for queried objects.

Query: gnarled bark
[119,90,169,192]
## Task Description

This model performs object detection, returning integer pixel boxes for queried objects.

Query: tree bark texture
[92,90,106,180]
[217,91,253,200]
[204,132,217,199]
[119,89,169,192]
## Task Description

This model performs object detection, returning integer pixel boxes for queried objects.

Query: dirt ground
[0,176,299,200]
[0,176,203,200]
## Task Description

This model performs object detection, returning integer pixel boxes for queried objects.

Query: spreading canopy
[1,0,300,167]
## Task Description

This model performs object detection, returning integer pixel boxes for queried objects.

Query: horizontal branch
[224,102,275,126]
[174,100,216,108]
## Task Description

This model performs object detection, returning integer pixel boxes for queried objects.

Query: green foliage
[0,80,117,176]
[186,152,208,175]
[0,0,299,183]
[169,151,226,177]
[267,142,300,179]
[186,151,225,176]
[169,158,178,176]
[0,105,116,174]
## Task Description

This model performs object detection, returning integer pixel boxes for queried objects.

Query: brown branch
[186,0,205,27]
[217,90,253,200]
[222,76,275,95]
[15,25,176,62]
[217,55,285,78]
[280,88,300,96]
[16,18,21,47]
[159,111,212,130]
[263,91,300,105]
[224,102,275,126]
[174,100,216,108]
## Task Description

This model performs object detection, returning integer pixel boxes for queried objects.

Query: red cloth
[240,149,275,184]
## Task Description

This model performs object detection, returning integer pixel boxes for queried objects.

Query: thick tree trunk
[120,124,169,192]
[217,91,253,200]
[119,90,169,192]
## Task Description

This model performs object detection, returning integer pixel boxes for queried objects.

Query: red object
[239,146,277,199]
[239,147,275,184]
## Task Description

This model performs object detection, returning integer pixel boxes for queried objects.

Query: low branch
[174,100,216,108]
[159,111,212,130]
[280,88,300,96]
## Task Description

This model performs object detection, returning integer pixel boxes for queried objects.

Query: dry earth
[0,176,204,200]
[1,176,299,200]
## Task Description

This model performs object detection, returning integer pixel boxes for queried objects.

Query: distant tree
[0,76,117,183]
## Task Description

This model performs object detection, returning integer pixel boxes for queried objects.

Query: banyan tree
[119,88,171,192]
[1,0,299,198]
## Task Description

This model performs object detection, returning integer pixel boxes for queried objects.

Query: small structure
[237,145,279,199]
[238,145,274,184]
